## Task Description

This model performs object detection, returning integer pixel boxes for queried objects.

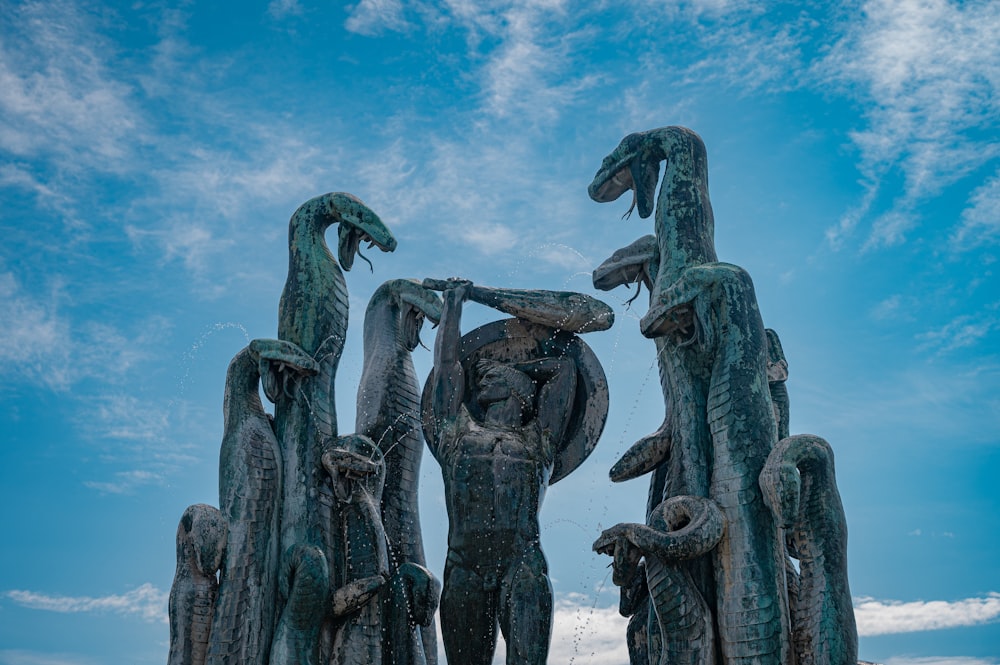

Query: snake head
[322,434,385,503]
[593,235,658,292]
[329,193,396,271]
[609,419,671,482]
[249,338,319,403]
[593,524,643,587]
[765,328,789,382]
[589,127,704,220]
[178,504,227,577]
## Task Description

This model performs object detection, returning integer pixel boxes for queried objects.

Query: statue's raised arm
[427,278,472,428]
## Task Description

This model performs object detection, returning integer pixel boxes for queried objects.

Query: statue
[356,279,444,664]
[163,131,857,665]
[594,495,723,665]
[761,435,857,665]
[207,339,317,665]
[590,126,856,665]
[169,504,227,665]
[273,192,396,561]
[422,278,610,665]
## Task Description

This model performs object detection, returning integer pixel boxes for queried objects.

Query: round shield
[421,318,609,484]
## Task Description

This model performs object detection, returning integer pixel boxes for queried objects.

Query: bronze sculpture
[423,278,609,665]
[590,127,857,665]
[165,126,857,665]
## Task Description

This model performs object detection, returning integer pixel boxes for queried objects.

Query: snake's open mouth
[322,437,385,503]
[333,193,396,272]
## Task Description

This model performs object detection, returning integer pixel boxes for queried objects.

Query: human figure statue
[427,279,578,665]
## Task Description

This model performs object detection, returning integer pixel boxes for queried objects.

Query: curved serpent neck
[279,209,346,355]
[651,127,718,288]
[222,347,264,433]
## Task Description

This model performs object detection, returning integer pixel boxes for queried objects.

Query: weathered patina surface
[275,192,395,557]
[423,278,609,665]
[590,127,856,665]
[169,504,227,665]
[761,435,857,665]
[356,279,442,664]
[596,495,724,665]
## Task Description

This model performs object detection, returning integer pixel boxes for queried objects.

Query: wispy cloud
[917,313,998,355]
[855,593,1000,636]
[489,594,629,664]
[885,658,1000,665]
[76,393,203,493]
[4,584,168,624]
[267,0,304,20]
[818,0,1000,250]
[83,470,163,495]
[953,170,1000,250]
[345,0,412,35]
[0,651,98,665]
[0,272,164,390]
[0,0,142,171]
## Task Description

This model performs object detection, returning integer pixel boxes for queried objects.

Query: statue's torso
[439,405,553,555]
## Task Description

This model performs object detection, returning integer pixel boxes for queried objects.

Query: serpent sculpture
[760,435,858,665]
[269,544,330,665]
[356,279,443,664]
[765,329,790,441]
[593,234,667,665]
[274,192,396,556]
[590,127,790,665]
[207,340,317,665]
[645,262,789,665]
[321,435,390,665]
[595,495,724,665]
[320,434,439,665]
[169,504,228,665]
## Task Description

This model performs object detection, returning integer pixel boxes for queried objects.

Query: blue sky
[1,0,998,663]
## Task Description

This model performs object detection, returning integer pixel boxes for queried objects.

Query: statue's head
[474,359,535,414]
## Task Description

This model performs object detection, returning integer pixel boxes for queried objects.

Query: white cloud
[345,0,412,36]
[485,594,629,664]
[855,593,1000,636]
[0,272,164,390]
[548,594,630,664]
[917,314,997,355]
[83,469,163,494]
[870,294,903,321]
[0,272,72,388]
[461,222,519,255]
[953,170,1000,249]
[863,210,917,251]
[267,0,304,19]
[886,658,999,665]
[4,584,168,624]
[818,0,1000,249]
[0,1,142,170]
[474,2,598,122]
[0,651,98,665]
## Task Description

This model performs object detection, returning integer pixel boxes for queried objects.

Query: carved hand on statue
[422,277,473,301]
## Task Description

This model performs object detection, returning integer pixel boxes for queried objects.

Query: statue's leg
[498,546,553,665]
[440,551,498,665]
